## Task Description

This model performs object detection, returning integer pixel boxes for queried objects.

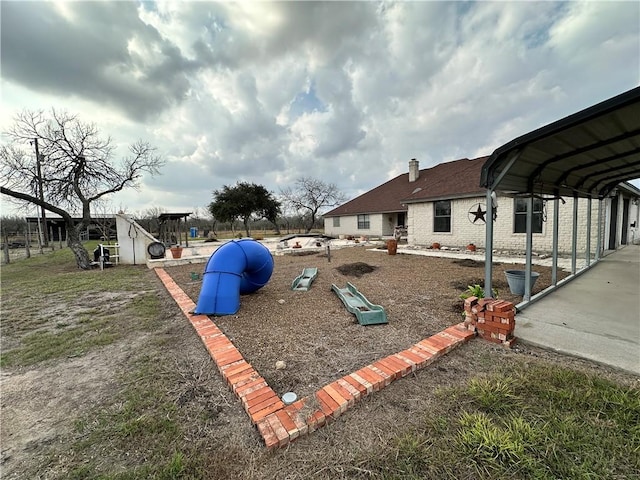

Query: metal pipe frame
[484,188,494,296]
[586,197,592,266]
[571,195,578,274]
[596,199,603,261]
[524,195,534,301]
[552,198,559,285]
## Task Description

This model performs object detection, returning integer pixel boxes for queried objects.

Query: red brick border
[155,268,475,449]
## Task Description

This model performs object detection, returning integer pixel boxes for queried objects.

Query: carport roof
[480,87,640,199]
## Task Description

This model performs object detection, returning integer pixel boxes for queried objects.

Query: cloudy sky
[2,1,639,217]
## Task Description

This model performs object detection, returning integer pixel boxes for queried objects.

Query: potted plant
[432,242,441,250]
[170,245,183,259]
[467,243,476,252]
[387,239,398,255]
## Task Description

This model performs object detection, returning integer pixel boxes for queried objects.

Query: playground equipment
[331,282,388,325]
[194,239,274,315]
[291,267,318,291]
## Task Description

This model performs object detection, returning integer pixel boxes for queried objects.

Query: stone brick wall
[324,213,398,238]
[408,196,487,248]
[324,191,638,252]
[408,195,608,254]
[323,213,388,237]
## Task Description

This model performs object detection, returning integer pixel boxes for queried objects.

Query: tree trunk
[3,232,9,265]
[243,218,251,237]
[67,227,93,269]
[305,211,317,234]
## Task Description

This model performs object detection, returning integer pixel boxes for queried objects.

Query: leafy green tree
[209,182,281,237]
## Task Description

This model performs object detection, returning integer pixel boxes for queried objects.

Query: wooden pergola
[158,212,192,247]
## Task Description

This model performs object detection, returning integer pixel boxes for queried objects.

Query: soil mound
[336,262,378,278]
[452,258,484,268]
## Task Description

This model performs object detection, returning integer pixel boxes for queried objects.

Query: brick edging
[155,268,475,449]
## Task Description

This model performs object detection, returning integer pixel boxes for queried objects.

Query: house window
[357,214,370,230]
[514,198,543,233]
[333,217,340,227]
[434,200,451,232]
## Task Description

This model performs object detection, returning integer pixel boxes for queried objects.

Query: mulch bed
[163,246,567,400]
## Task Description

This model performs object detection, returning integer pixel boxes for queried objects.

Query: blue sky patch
[289,82,327,120]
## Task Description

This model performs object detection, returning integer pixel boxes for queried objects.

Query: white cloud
[1,0,638,216]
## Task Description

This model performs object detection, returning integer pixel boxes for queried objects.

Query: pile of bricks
[463,296,517,348]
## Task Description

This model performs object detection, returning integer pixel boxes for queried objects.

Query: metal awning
[481,87,640,312]
[480,86,640,199]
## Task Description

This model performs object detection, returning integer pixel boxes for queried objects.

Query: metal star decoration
[469,203,486,224]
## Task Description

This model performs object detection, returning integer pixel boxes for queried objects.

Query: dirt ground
[3,246,637,479]
[166,246,568,400]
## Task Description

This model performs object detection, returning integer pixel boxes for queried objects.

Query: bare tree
[135,206,166,237]
[280,177,346,233]
[0,109,163,269]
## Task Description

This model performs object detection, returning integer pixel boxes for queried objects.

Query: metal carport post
[484,151,521,297]
[481,86,640,311]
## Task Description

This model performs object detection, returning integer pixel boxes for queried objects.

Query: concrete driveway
[515,244,640,375]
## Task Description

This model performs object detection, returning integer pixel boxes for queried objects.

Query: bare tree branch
[1,108,164,269]
[280,177,346,233]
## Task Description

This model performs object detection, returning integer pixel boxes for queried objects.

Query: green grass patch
[1,319,117,367]
[365,361,640,479]
[2,243,213,478]
[2,244,162,367]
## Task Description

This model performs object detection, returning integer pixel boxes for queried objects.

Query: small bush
[459,284,498,300]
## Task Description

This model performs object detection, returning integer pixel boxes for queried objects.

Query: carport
[479,87,640,373]
[480,86,640,309]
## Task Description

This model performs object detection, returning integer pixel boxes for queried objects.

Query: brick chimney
[409,158,419,182]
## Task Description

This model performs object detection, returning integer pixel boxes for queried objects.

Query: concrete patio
[513,244,640,375]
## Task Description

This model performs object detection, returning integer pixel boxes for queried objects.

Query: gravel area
[164,245,568,400]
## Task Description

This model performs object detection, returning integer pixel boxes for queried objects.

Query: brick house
[323,157,640,254]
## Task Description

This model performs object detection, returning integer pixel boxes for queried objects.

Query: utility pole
[32,138,49,247]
